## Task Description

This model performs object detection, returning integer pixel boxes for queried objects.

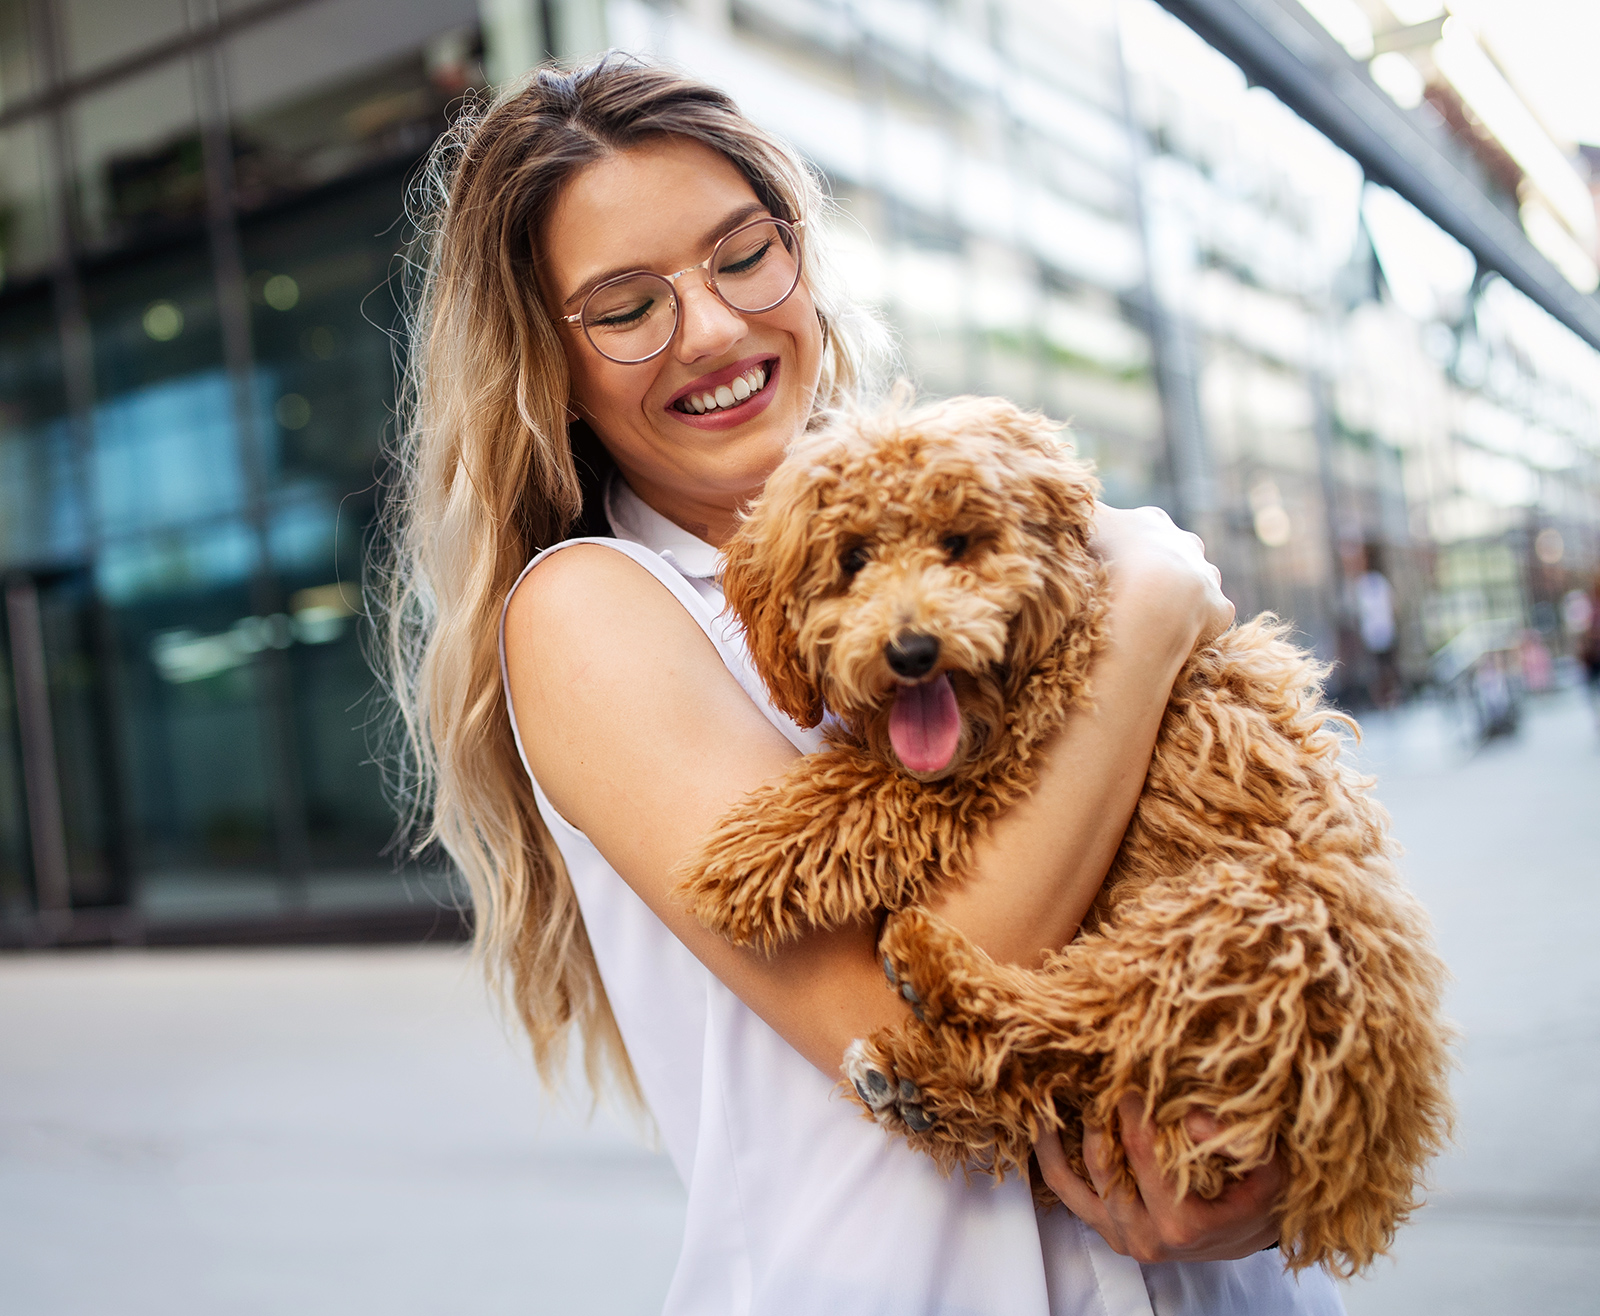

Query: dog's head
[722,393,1102,780]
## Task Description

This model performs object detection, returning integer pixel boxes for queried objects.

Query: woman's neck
[611,469,750,549]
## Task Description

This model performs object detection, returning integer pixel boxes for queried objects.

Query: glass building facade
[3,0,1598,943]
[0,0,485,940]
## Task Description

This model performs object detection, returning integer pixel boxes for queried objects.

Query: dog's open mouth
[888,674,962,774]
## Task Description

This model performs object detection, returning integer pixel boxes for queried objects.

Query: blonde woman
[381,54,1343,1315]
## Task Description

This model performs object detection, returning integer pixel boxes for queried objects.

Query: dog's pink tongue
[889,674,961,774]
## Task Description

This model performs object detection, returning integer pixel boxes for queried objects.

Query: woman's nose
[673,276,746,362]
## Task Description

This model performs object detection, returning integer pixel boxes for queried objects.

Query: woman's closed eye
[717,237,773,277]
[590,296,658,327]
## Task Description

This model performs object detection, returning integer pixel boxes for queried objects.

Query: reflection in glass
[0,0,40,111]
[0,120,58,284]
[71,61,203,250]
[31,570,125,908]
[0,288,82,568]
[58,0,187,78]
[113,572,278,897]
[0,631,26,917]
[92,372,250,538]
[223,4,477,211]
[242,174,409,869]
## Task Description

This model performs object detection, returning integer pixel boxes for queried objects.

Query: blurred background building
[1,0,1596,947]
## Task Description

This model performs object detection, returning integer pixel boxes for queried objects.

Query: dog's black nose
[886,631,940,679]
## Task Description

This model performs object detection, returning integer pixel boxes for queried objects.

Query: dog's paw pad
[882,955,899,986]
[895,1078,936,1131]
[842,1040,897,1117]
[898,980,927,1020]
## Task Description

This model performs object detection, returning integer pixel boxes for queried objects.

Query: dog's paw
[879,907,996,1028]
[842,1039,936,1133]
[672,865,798,952]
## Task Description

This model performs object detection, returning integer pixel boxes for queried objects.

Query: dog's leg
[839,908,1109,1186]
[672,750,972,951]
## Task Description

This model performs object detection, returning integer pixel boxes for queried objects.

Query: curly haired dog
[672,394,1452,1275]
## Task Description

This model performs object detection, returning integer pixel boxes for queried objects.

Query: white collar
[604,474,722,581]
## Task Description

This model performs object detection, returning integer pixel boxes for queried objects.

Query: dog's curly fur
[672,393,1453,1276]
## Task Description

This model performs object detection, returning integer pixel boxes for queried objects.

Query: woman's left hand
[1035,1095,1285,1263]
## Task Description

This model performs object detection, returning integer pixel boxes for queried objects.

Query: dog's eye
[842,544,869,576]
[942,534,969,561]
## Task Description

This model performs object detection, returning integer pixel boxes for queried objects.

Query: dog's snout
[886,631,940,679]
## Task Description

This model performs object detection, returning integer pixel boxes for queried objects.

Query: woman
[381,54,1343,1315]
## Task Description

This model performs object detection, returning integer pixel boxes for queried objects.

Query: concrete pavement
[1,948,685,1315]
[3,689,1596,1314]
[1336,688,1600,1315]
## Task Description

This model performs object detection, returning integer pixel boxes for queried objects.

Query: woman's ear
[719,472,827,730]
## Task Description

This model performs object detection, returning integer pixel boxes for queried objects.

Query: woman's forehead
[542,137,763,303]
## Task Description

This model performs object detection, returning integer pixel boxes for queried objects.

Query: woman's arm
[931,505,1231,963]
[504,505,1230,1073]
[507,543,909,1062]
[508,511,1276,1261]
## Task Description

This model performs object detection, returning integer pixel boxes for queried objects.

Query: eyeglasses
[559,217,805,364]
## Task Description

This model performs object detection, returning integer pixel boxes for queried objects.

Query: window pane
[0,287,82,567]
[0,119,60,284]
[110,560,280,906]
[33,569,125,908]
[241,173,408,869]
[223,0,479,210]
[58,0,188,78]
[0,0,41,112]
[0,629,27,917]
[84,246,253,543]
[72,61,203,251]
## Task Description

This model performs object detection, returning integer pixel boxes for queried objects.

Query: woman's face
[542,136,824,545]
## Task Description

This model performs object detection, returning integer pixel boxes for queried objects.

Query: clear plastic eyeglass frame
[558,216,806,364]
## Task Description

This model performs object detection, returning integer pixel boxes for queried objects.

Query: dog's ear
[996,407,1100,540]
[984,403,1104,679]
[720,462,829,729]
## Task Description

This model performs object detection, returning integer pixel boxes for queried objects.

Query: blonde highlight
[372,52,887,1107]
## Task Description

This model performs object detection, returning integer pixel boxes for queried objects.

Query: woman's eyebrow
[559,202,773,310]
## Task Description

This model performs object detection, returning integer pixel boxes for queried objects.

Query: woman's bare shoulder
[503,543,792,822]
[505,543,696,670]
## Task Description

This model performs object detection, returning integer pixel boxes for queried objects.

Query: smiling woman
[541,138,823,543]
[375,53,1339,1316]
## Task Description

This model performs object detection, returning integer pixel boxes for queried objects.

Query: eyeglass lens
[581,218,801,364]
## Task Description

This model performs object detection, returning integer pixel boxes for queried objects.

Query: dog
[672,393,1452,1275]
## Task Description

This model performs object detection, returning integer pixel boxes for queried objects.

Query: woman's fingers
[1119,1096,1285,1260]
[1091,503,1234,648]
[1035,1126,1117,1238]
[1036,1102,1286,1263]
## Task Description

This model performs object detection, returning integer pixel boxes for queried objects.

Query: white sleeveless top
[499,478,1345,1316]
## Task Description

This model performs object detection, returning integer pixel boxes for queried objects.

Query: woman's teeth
[679,364,768,414]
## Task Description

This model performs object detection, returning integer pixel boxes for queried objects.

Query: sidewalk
[1337,688,1600,1314]
[3,691,1596,1314]
[1,947,686,1316]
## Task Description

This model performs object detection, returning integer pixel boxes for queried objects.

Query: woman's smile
[667,354,779,428]
[541,135,824,545]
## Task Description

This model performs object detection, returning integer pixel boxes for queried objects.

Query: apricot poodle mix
[673,393,1453,1275]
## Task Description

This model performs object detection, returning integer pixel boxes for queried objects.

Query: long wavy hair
[374,53,886,1105]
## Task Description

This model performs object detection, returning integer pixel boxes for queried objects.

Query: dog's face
[722,395,1101,781]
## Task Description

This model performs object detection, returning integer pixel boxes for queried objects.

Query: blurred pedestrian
[1581,579,1600,731]
[1355,544,1399,709]
[376,54,1336,1314]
